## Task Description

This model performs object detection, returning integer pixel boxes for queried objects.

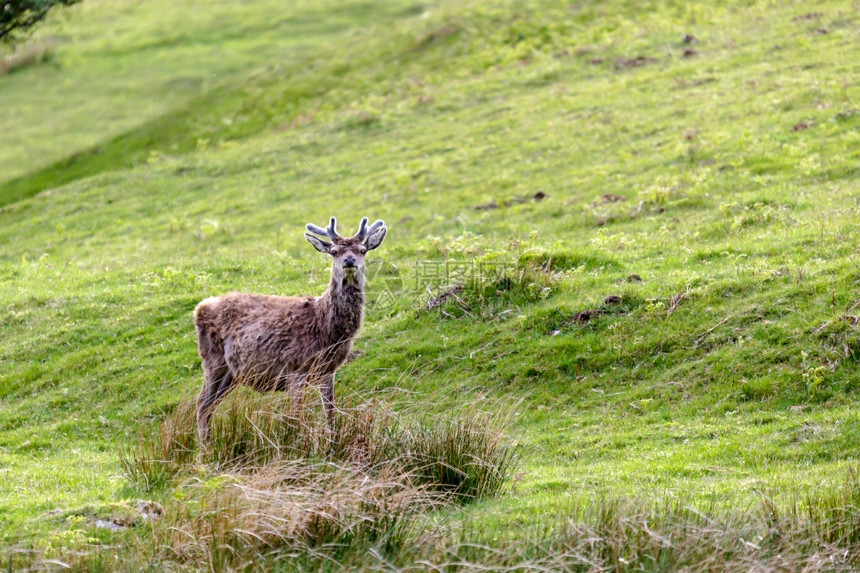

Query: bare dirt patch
[596,193,627,204]
[793,12,823,21]
[615,56,657,69]
[569,295,625,324]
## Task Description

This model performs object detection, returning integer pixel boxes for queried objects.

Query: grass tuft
[121,393,518,502]
[108,394,517,569]
[150,461,442,567]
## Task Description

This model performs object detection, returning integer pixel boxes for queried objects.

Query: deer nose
[343,256,357,268]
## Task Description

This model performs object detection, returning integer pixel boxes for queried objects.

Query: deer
[193,216,387,445]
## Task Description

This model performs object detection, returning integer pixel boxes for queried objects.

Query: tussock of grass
[110,395,516,569]
[121,393,518,502]
[419,259,561,320]
[119,400,198,491]
[151,461,443,568]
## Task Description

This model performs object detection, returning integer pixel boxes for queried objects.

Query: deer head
[304,217,386,285]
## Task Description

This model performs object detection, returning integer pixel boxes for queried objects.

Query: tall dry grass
[111,393,517,570]
[146,461,446,569]
[121,392,517,502]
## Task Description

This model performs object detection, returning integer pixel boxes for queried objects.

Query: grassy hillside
[0,0,420,203]
[1,0,860,566]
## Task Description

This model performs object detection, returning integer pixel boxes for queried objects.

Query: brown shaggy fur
[193,217,386,443]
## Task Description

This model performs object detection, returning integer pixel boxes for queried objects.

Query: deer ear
[364,225,386,251]
[304,233,333,254]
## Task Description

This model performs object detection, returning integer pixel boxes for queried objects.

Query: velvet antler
[305,216,341,240]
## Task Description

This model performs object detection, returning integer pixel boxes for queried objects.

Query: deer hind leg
[196,352,235,445]
[321,373,336,434]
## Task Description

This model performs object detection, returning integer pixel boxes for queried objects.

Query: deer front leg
[288,373,307,421]
[321,373,336,435]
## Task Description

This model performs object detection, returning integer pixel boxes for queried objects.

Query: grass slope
[1,0,859,559]
[0,0,422,203]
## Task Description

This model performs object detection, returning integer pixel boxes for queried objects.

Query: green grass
[0,0,422,201]
[1,0,860,565]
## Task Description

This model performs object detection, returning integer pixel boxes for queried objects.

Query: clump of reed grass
[151,461,446,568]
[121,392,517,502]
[112,393,516,570]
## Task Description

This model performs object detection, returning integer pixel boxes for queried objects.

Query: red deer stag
[193,216,387,444]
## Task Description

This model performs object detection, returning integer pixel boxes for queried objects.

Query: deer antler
[356,218,384,240]
[306,217,341,240]
[355,217,368,238]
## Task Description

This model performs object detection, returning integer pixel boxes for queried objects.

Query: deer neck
[317,269,364,343]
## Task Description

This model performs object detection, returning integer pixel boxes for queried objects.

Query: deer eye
[359,246,367,254]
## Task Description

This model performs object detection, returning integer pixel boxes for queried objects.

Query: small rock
[683,34,698,44]
[603,295,623,305]
[95,519,126,531]
[792,122,810,132]
[626,274,643,282]
[683,48,698,58]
